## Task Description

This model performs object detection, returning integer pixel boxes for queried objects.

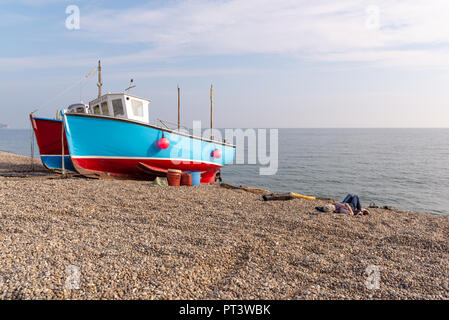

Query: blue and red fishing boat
[63,93,235,181]
[63,61,235,181]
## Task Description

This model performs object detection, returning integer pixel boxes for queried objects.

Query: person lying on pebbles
[316,194,369,215]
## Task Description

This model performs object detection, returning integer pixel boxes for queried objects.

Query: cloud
[311,49,449,69]
[0,55,95,70]
[6,0,75,6]
[3,0,449,69]
[76,0,449,68]
[107,67,260,79]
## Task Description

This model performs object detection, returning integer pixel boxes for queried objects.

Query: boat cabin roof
[67,103,88,113]
[88,93,151,123]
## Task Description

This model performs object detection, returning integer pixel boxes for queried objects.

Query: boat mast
[210,84,213,140]
[61,117,65,176]
[97,60,102,98]
[177,85,181,131]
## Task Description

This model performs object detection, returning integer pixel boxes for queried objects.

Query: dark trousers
[342,194,361,211]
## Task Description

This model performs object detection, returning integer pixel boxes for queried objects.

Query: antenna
[177,85,181,131]
[125,79,136,93]
[97,60,102,98]
[61,116,65,176]
[210,84,213,140]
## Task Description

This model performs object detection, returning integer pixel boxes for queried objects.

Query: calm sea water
[1,128,448,215]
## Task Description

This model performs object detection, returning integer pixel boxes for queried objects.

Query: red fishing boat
[30,103,88,172]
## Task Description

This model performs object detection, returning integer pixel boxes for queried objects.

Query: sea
[1,128,448,216]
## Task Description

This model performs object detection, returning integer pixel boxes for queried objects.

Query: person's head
[323,204,336,212]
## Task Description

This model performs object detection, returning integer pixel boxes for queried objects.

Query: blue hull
[41,155,75,172]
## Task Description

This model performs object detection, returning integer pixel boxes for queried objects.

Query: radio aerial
[125,79,136,93]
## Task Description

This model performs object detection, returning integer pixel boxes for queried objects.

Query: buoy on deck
[158,137,170,149]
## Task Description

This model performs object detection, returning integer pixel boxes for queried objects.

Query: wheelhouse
[67,103,88,114]
[88,93,151,123]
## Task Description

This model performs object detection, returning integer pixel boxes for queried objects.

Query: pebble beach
[0,151,448,300]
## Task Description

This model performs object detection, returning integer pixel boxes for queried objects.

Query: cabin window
[93,105,101,114]
[101,101,109,115]
[76,107,84,113]
[112,99,125,116]
[131,99,144,117]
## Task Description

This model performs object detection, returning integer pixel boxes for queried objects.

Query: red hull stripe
[71,155,222,167]
[72,157,222,177]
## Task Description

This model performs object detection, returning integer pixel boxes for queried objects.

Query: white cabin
[88,93,151,123]
[67,103,88,113]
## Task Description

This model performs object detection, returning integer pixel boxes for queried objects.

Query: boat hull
[30,115,75,172]
[63,113,235,180]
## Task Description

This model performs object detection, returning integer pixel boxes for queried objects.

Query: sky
[1,0,449,128]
